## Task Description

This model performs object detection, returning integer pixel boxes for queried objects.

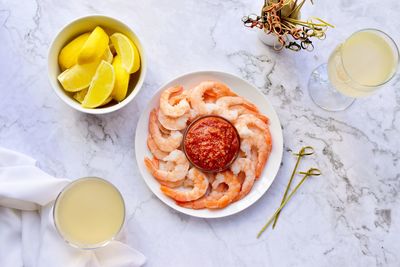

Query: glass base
[308,64,355,111]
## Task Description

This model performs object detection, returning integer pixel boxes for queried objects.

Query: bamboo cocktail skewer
[272,146,314,229]
[257,168,321,238]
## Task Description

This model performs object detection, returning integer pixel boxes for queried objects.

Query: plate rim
[135,70,283,218]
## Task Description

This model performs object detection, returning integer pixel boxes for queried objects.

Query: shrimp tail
[241,102,259,113]
[255,113,270,124]
[144,156,158,172]
[176,199,206,209]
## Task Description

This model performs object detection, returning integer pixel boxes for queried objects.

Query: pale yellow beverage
[328,30,398,97]
[54,177,125,248]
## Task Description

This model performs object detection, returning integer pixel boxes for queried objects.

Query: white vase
[257,31,298,48]
[257,30,278,47]
[257,9,301,48]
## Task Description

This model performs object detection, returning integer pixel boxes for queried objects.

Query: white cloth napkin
[0,148,146,267]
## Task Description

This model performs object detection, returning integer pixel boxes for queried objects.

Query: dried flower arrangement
[242,0,334,51]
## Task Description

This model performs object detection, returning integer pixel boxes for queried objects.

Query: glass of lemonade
[53,177,125,249]
[308,29,399,111]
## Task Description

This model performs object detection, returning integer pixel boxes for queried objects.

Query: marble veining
[0,0,399,266]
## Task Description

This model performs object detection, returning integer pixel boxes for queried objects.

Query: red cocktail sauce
[183,116,240,172]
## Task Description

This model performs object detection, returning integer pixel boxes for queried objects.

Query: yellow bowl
[48,15,147,114]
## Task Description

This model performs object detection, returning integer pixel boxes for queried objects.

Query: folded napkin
[0,148,146,267]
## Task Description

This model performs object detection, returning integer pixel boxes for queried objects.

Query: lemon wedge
[104,46,113,63]
[57,61,99,92]
[78,26,109,64]
[101,96,113,106]
[73,88,88,103]
[110,33,140,73]
[82,61,115,108]
[111,55,130,102]
[58,33,90,70]
[58,48,114,92]
[74,89,113,106]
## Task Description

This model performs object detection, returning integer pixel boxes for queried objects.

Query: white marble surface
[1,0,399,266]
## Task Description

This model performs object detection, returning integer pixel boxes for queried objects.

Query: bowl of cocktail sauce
[183,115,240,173]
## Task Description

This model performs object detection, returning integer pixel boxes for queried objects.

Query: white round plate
[135,71,283,218]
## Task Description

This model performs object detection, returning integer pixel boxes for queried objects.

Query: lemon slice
[58,33,90,70]
[110,33,140,73]
[58,48,114,92]
[82,61,115,108]
[78,26,109,64]
[111,55,130,102]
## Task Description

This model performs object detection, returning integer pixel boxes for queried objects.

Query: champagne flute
[308,29,399,111]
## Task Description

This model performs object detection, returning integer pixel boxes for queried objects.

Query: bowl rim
[182,114,240,173]
[47,14,147,114]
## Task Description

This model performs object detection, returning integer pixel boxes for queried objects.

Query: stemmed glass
[308,29,399,111]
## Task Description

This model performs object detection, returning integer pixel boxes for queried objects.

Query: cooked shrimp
[189,81,236,115]
[240,131,271,178]
[206,82,236,98]
[147,135,168,160]
[188,109,198,121]
[177,186,224,210]
[176,173,219,210]
[234,113,272,178]
[253,125,272,178]
[217,109,238,122]
[159,91,196,129]
[169,88,191,105]
[144,150,189,186]
[203,93,217,103]
[161,168,209,202]
[229,105,264,121]
[253,113,269,124]
[160,86,190,118]
[216,96,258,112]
[232,108,269,124]
[169,94,185,105]
[177,194,208,209]
[231,158,256,200]
[158,109,189,131]
[158,122,171,135]
[177,192,224,209]
[149,109,182,152]
[211,96,258,121]
[145,157,183,187]
[205,171,240,209]
[234,113,270,139]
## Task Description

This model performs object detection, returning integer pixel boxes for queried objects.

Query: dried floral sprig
[242,0,334,51]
